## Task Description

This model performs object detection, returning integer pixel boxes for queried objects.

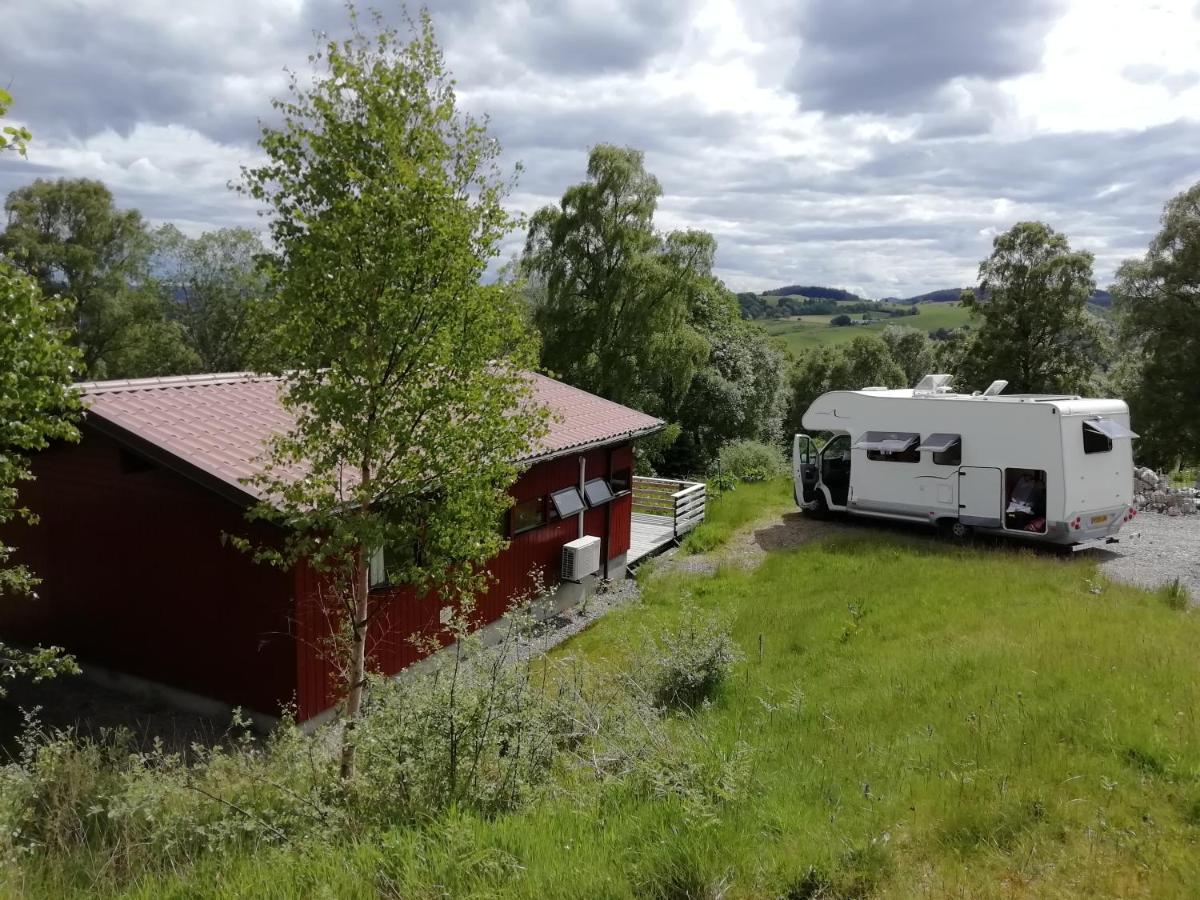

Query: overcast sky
[2,0,1199,297]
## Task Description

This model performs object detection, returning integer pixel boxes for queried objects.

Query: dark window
[933,444,962,466]
[1082,424,1112,454]
[511,497,546,534]
[584,478,614,507]
[610,468,632,494]
[855,431,921,463]
[550,486,586,518]
[918,433,962,466]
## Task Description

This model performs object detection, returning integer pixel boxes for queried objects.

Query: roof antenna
[982,380,1008,396]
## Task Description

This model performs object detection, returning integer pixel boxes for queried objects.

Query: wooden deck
[626,477,708,566]
[629,513,677,566]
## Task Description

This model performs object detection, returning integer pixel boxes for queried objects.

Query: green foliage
[1159,578,1191,611]
[716,439,785,482]
[523,145,707,409]
[0,178,199,379]
[958,221,1104,394]
[880,323,934,387]
[0,243,82,696]
[1112,181,1200,467]
[151,225,268,372]
[237,6,546,768]
[0,88,32,157]
[631,602,742,711]
[523,146,786,475]
[829,313,852,326]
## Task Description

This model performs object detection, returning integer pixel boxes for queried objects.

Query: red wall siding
[294,442,637,720]
[1,431,639,723]
[0,428,296,715]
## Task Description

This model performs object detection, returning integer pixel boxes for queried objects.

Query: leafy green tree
[524,147,788,474]
[152,225,267,372]
[239,8,545,778]
[661,283,788,473]
[958,222,1103,394]
[0,178,199,378]
[522,145,710,409]
[0,88,31,157]
[0,95,81,696]
[1112,182,1200,467]
[880,324,934,387]
[786,336,906,435]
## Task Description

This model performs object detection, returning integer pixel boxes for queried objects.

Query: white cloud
[1,0,1198,297]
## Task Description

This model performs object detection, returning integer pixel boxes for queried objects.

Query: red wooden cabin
[0,372,661,723]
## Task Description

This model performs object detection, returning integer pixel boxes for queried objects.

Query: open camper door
[958,467,1003,528]
[793,434,819,504]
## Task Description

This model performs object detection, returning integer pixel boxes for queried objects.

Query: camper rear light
[1071,516,1081,530]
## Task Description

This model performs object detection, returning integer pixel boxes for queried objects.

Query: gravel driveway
[1094,512,1200,602]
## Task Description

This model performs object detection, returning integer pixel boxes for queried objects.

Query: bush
[633,603,742,711]
[716,440,785,483]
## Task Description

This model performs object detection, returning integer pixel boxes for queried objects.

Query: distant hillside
[761,285,861,301]
[883,288,966,304]
[884,287,1113,307]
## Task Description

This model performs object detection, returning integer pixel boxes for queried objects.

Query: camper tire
[940,519,973,542]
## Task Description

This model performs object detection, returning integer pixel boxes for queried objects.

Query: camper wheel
[940,519,973,542]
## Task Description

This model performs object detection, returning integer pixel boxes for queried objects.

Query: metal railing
[632,476,707,539]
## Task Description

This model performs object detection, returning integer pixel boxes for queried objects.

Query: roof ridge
[76,372,281,395]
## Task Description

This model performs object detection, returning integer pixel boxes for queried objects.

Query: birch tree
[240,8,545,778]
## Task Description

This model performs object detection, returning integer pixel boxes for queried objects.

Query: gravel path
[1095,512,1200,602]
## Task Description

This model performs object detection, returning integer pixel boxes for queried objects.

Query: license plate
[1090,514,1109,525]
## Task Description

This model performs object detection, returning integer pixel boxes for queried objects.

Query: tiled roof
[78,372,662,504]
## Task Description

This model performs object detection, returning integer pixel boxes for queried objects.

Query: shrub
[716,440,785,483]
[633,603,742,711]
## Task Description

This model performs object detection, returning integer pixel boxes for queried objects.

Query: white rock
[1166,505,1181,517]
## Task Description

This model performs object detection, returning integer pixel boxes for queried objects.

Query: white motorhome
[792,375,1139,548]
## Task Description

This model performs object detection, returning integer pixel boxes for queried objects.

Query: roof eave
[82,411,262,510]
[518,421,666,466]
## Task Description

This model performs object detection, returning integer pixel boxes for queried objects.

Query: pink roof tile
[78,372,662,504]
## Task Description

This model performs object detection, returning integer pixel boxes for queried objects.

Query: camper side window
[933,443,961,466]
[1082,422,1112,454]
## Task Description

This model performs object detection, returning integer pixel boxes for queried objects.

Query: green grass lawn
[762,303,973,355]
[84,479,1200,900]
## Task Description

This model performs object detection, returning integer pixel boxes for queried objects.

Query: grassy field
[762,302,973,355]
[67,478,1200,899]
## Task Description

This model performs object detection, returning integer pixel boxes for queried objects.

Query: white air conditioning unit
[561,535,601,583]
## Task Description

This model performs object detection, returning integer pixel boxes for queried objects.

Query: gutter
[517,422,666,466]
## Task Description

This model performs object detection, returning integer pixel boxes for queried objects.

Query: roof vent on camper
[913,374,954,395]
[982,380,1008,396]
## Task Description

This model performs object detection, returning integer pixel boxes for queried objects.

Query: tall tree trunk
[340,468,373,780]
[339,550,370,779]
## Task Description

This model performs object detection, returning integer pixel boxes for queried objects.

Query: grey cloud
[788,0,1065,115]
[512,0,698,76]
[1122,63,1200,95]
